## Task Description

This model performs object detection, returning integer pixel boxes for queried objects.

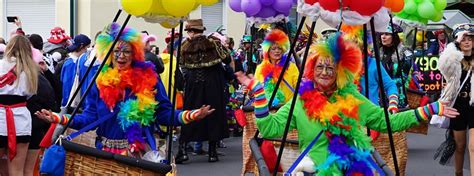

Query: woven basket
[242,109,258,175]
[406,89,425,109]
[372,131,408,176]
[405,89,429,135]
[272,142,300,173]
[60,129,172,175]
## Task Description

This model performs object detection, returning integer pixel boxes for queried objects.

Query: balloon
[348,0,384,16]
[403,0,417,15]
[256,6,277,18]
[229,0,243,12]
[197,0,218,6]
[160,21,179,29]
[385,0,404,12]
[319,0,340,12]
[434,0,447,10]
[162,0,196,17]
[305,0,319,5]
[391,0,405,12]
[395,11,409,19]
[149,0,169,15]
[242,0,262,16]
[417,0,435,19]
[260,0,275,6]
[121,0,153,16]
[431,11,443,22]
[272,0,293,13]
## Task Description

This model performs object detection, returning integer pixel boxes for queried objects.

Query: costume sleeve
[249,80,297,139]
[154,79,183,126]
[288,63,300,88]
[70,84,100,129]
[379,62,398,97]
[355,91,420,133]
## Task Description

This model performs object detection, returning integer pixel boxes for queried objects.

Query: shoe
[175,142,189,164]
[208,141,219,162]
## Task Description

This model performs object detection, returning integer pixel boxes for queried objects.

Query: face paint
[112,41,133,70]
[314,57,337,92]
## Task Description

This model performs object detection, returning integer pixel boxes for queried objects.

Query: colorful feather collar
[96,61,158,152]
[259,56,289,105]
[299,80,376,175]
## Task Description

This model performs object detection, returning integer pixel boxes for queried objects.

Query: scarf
[299,80,376,175]
[96,61,158,150]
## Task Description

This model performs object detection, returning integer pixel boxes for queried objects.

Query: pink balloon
[229,0,242,12]
[242,0,262,16]
[256,6,277,18]
[272,0,293,13]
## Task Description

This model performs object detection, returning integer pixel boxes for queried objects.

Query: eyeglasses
[113,50,132,57]
[315,65,335,74]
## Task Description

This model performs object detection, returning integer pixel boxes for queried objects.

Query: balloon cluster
[319,0,384,16]
[395,0,446,26]
[121,0,218,28]
[229,0,297,24]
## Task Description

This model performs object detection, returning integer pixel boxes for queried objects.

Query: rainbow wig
[261,29,290,60]
[304,32,362,89]
[95,22,145,64]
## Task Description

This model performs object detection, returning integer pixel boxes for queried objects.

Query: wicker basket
[58,129,173,175]
[406,89,425,109]
[372,131,408,176]
[405,89,429,135]
[242,105,300,175]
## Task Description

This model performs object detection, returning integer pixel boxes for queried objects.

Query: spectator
[0,35,39,176]
[142,32,164,74]
[60,34,91,112]
[177,19,231,163]
[427,29,449,56]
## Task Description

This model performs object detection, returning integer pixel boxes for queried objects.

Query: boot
[175,141,189,164]
[208,141,219,162]
[455,171,463,176]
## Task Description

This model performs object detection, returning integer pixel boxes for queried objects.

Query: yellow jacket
[255,59,299,103]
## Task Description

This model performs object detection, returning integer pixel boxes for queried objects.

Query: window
[201,0,224,34]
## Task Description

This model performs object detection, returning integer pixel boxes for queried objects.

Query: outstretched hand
[440,101,459,118]
[195,105,215,120]
[235,71,254,88]
[34,109,54,123]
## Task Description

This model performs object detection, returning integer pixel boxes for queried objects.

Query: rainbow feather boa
[96,61,158,148]
[299,81,376,175]
[258,56,289,106]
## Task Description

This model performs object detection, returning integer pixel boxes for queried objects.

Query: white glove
[293,156,316,175]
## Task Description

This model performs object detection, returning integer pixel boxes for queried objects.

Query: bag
[234,108,246,127]
[430,115,450,129]
[40,139,66,176]
[433,130,456,165]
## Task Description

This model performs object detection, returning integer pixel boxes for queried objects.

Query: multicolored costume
[255,29,299,105]
[249,33,444,175]
[57,23,201,156]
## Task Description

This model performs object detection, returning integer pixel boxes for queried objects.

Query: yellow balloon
[197,0,218,6]
[162,0,196,17]
[121,0,153,16]
[160,21,179,29]
[149,0,169,15]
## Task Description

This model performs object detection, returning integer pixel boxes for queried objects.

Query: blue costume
[360,57,399,105]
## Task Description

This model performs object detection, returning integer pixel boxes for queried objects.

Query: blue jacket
[70,78,183,140]
[60,52,99,107]
[360,57,398,105]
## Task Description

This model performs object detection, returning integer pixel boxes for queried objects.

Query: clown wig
[261,29,290,60]
[95,22,144,64]
[304,33,362,89]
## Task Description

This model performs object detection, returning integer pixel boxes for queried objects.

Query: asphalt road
[177,127,470,176]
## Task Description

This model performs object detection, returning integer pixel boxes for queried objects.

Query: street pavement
[177,127,470,176]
